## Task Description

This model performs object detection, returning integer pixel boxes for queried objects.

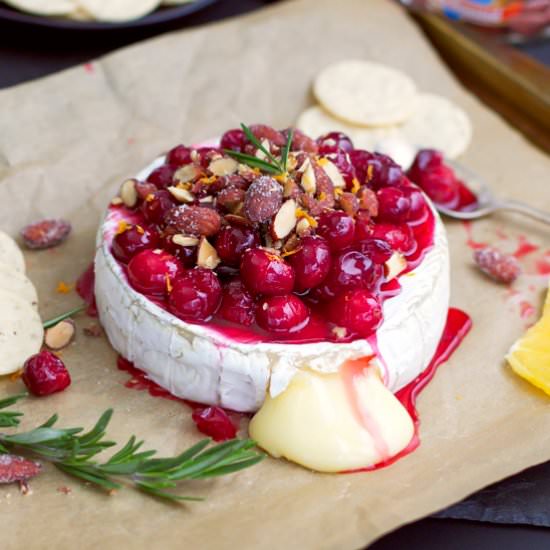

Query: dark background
[1,1,550,548]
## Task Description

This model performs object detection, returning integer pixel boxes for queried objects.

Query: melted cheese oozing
[249,358,414,472]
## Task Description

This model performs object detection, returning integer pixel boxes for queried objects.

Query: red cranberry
[219,279,255,326]
[23,351,71,396]
[128,249,182,296]
[112,225,159,263]
[256,294,309,333]
[240,248,295,295]
[407,149,443,178]
[249,124,286,147]
[349,150,403,189]
[191,407,237,441]
[215,226,260,266]
[220,129,248,152]
[166,145,192,167]
[196,147,221,168]
[376,187,412,223]
[141,190,175,225]
[146,164,176,188]
[169,268,222,322]
[287,236,331,292]
[283,128,318,153]
[355,238,393,264]
[354,212,373,242]
[162,234,197,268]
[403,185,429,225]
[370,224,417,255]
[327,289,383,337]
[317,211,355,251]
[317,132,354,154]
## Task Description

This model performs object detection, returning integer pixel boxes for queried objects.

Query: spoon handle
[497,199,550,226]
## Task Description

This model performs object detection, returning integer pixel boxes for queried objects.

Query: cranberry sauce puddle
[76,263,98,317]
[344,307,472,473]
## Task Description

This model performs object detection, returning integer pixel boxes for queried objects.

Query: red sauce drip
[76,263,97,317]
[461,221,487,250]
[536,258,550,276]
[512,236,539,259]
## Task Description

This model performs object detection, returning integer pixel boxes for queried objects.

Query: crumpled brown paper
[1,0,550,548]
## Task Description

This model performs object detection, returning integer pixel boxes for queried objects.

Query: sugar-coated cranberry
[317,211,355,251]
[141,190,175,225]
[256,294,309,333]
[240,248,295,295]
[219,279,256,326]
[146,164,176,188]
[23,351,71,396]
[191,406,237,441]
[215,226,260,266]
[317,132,354,154]
[349,150,403,189]
[128,249,182,296]
[220,129,248,152]
[355,238,393,264]
[166,145,192,167]
[287,236,332,292]
[169,268,222,322]
[320,250,379,297]
[112,225,159,263]
[376,187,412,223]
[369,223,417,255]
[327,289,383,337]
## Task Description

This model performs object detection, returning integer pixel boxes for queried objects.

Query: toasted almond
[271,199,297,240]
[120,178,138,208]
[172,234,199,247]
[296,217,312,237]
[319,158,345,188]
[300,158,316,194]
[199,196,214,203]
[111,196,123,206]
[208,157,238,177]
[44,319,75,351]
[197,237,221,269]
[174,164,201,184]
[168,186,195,203]
[385,251,407,280]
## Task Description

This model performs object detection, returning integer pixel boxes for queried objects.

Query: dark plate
[0,0,219,30]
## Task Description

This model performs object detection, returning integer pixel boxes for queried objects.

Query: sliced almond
[174,164,201,184]
[296,217,312,237]
[319,158,346,188]
[110,196,123,206]
[199,196,214,203]
[286,153,298,172]
[208,157,238,177]
[255,139,271,161]
[271,199,297,240]
[168,186,195,203]
[300,158,316,194]
[172,234,199,247]
[385,251,407,281]
[44,319,75,351]
[197,237,221,269]
[120,178,138,208]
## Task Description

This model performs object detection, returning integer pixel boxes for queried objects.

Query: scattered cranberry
[256,294,309,333]
[317,132,354,154]
[166,145,192,167]
[473,246,521,284]
[350,150,403,189]
[355,238,393,264]
[240,248,295,295]
[191,406,237,441]
[317,211,355,251]
[21,219,71,250]
[215,226,260,266]
[220,129,248,152]
[169,268,222,322]
[287,236,332,292]
[22,351,71,396]
[369,223,416,255]
[0,454,42,485]
[141,190,175,225]
[376,187,412,224]
[127,249,182,295]
[146,164,176,188]
[327,289,383,337]
[219,279,256,326]
[112,225,159,263]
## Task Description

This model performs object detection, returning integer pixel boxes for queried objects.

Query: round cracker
[0,231,25,273]
[401,93,472,159]
[0,263,38,309]
[77,0,161,21]
[2,0,75,15]
[0,290,43,375]
[313,60,418,127]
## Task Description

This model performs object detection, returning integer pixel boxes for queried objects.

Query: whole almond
[244,176,283,223]
[339,192,359,216]
[120,179,138,208]
[165,205,221,237]
[217,186,245,212]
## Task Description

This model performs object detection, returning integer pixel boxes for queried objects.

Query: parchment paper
[1,1,550,548]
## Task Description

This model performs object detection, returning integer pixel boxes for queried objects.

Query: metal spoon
[434,161,550,225]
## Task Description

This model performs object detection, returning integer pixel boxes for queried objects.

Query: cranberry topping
[249,124,286,147]
[23,351,71,396]
[355,238,393,264]
[287,235,331,292]
[284,128,318,153]
[112,224,159,263]
[166,145,192,167]
[219,279,256,326]
[240,248,295,295]
[191,406,237,441]
[220,129,248,152]
[141,190,176,225]
[350,150,403,189]
[256,294,309,333]
[369,223,417,255]
[327,289,383,337]
[128,249,182,296]
[317,131,354,154]
[215,226,260,266]
[376,187,412,224]
[162,234,197,268]
[146,164,176,188]
[317,210,355,251]
[169,268,222,322]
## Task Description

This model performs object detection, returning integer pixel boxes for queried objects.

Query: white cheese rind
[95,158,449,412]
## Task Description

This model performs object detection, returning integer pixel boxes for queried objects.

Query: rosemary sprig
[224,123,293,175]
[43,304,86,329]
[0,394,264,501]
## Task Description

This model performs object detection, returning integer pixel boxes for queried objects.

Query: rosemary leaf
[43,304,86,329]
[223,150,281,175]
[281,128,293,173]
[240,123,282,169]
